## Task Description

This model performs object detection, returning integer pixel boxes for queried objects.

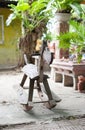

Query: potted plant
[57,20,85,63]
[49,0,85,59]
[52,0,84,22]
[6,0,53,66]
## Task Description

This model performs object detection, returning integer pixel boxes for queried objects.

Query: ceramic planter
[55,13,71,22]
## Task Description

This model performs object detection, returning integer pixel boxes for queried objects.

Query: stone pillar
[54,13,70,59]
[50,13,70,82]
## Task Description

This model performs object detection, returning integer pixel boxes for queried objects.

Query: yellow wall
[0,8,21,68]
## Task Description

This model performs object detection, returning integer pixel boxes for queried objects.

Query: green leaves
[57,32,75,49]
[9,1,30,12]
[57,20,85,62]
[6,1,30,26]
[57,20,85,49]
[6,0,51,32]
[16,3,30,11]
[52,0,83,13]
[30,0,47,14]
[6,13,16,26]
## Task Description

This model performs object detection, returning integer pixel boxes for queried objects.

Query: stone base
[63,75,73,87]
[55,73,62,82]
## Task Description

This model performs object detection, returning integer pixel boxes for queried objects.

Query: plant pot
[55,13,71,22]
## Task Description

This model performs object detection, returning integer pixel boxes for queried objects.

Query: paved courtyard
[1,117,85,130]
[0,70,85,129]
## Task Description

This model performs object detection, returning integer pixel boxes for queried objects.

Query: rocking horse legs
[42,75,56,109]
[20,74,27,87]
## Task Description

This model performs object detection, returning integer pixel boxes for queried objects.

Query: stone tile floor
[0,70,85,129]
[1,117,85,130]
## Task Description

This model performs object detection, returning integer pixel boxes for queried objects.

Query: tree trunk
[18,25,45,67]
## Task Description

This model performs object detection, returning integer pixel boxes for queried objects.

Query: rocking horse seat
[22,63,39,79]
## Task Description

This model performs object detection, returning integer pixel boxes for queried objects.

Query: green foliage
[57,20,85,49]
[6,0,52,33]
[71,3,85,20]
[6,0,85,33]
[6,1,30,26]
[51,0,83,13]
[57,20,85,62]
[57,32,76,48]
[70,20,85,48]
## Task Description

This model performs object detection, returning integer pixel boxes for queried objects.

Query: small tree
[6,0,53,66]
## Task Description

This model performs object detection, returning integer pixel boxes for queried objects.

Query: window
[0,15,4,44]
